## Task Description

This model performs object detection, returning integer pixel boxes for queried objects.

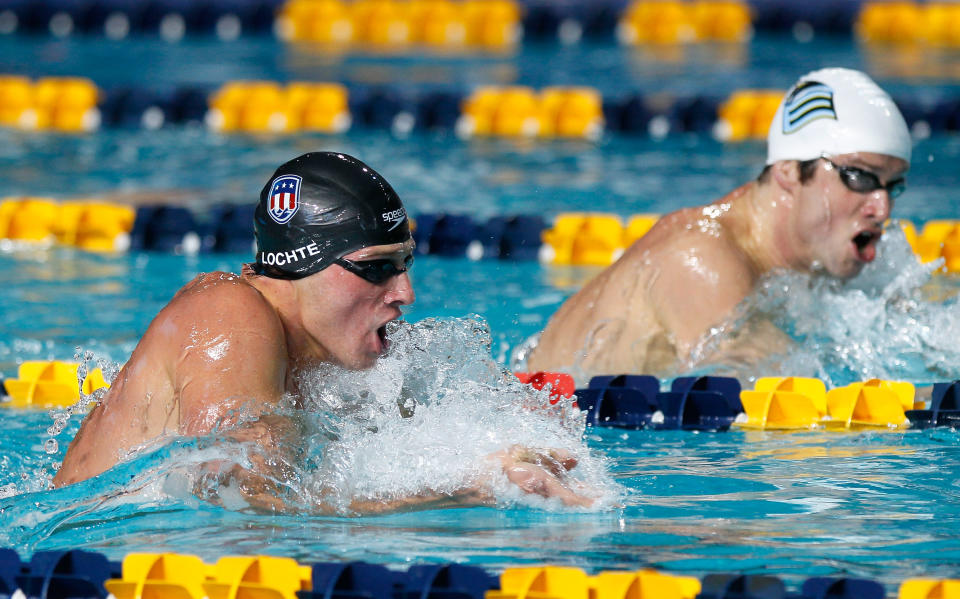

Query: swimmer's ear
[771,159,802,193]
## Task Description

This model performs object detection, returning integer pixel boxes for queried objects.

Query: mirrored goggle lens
[340,255,413,284]
[838,166,906,199]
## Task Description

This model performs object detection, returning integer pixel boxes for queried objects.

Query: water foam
[291,316,619,513]
[692,224,960,386]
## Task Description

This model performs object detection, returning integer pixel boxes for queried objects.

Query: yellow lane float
[206,80,350,134]
[618,0,752,46]
[0,197,134,251]
[540,213,625,266]
[857,1,960,47]
[714,89,783,142]
[458,86,603,139]
[824,379,914,429]
[3,361,110,409]
[276,0,520,50]
[737,377,828,430]
[106,553,210,599]
[900,578,960,599]
[0,76,101,132]
[204,556,312,599]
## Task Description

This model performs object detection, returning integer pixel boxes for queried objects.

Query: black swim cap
[253,152,411,279]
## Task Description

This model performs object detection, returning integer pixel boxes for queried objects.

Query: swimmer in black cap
[246,151,418,369]
[55,152,591,511]
[252,151,413,282]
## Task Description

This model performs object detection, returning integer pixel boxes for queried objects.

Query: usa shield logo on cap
[267,174,302,224]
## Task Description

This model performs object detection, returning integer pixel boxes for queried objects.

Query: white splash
[694,224,960,386]
[295,317,619,512]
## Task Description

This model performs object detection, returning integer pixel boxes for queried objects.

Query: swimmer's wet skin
[53,151,595,511]
[526,68,912,384]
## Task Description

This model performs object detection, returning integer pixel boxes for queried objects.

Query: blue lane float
[16,550,121,599]
[656,375,743,431]
[0,548,20,598]
[698,574,788,599]
[99,85,209,129]
[129,205,201,254]
[204,203,256,254]
[424,214,479,258]
[412,213,544,261]
[1,0,285,38]
[906,380,960,429]
[576,375,743,432]
[400,564,497,599]
[576,374,661,429]
[800,577,886,599]
[300,561,396,599]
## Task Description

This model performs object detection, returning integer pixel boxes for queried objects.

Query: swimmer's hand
[345,446,593,514]
[492,445,594,508]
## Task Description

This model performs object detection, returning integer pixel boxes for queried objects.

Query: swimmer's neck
[241,268,335,372]
[727,180,808,276]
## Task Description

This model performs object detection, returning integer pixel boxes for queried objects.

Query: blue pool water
[4,31,960,592]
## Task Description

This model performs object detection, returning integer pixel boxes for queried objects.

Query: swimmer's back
[527,192,756,379]
[54,272,287,486]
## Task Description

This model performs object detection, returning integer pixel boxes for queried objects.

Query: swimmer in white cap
[55,152,592,510]
[528,68,911,382]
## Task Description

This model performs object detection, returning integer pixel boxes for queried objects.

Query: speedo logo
[382,208,407,232]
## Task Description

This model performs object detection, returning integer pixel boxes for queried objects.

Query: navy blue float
[656,376,742,431]
[16,550,120,599]
[576,375,661,429]
[350,88,411,131]
[402,564,497,599]
[414,91,464,132]
[497,214,544,260]
[411,213,439,256]
[604,93,653,135]
[205,203,256,254]
[300,562,396,599]
[129,205,198,253]
[576,375,742,431]
[698,574,787,599]
[0,548,21,598]
[668,95,722,135]
[427,214,478,257]
[409,213,543,260]
[907,380,960,428]
[799,577,885,599]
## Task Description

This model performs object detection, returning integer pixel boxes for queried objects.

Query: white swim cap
[766,67,911,166]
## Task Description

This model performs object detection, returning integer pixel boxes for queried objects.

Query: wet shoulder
[166,272,278,327]
[177,271,260,300]
[623,202,739,260]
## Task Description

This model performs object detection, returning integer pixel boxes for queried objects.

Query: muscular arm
[647,237,756,353]
[158,277,299,511]
[646,234,791,364]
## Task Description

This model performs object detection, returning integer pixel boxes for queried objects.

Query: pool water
[3,31,960,592]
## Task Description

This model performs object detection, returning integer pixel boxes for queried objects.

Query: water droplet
[44,439,58,454]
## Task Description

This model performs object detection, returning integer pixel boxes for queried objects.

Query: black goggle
[334,254,413,284]
[822,157,906,200]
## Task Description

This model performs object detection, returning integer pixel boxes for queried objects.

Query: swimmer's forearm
[347,486,493,515]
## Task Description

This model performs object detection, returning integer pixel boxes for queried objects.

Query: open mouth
[377,324,389,352]
[852,230,880,262]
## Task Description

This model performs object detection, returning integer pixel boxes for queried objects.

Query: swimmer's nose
[386,272,415,306]
[863,189,892,223]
